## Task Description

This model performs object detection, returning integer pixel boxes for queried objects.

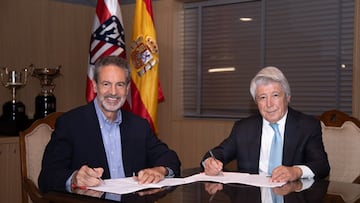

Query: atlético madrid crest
[130,35,159,77]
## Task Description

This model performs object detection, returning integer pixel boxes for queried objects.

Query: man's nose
[266,97,273,107]
[110,85,117,94]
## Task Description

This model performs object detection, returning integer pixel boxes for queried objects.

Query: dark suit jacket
[38,101,181,193]
[202,107,330,179]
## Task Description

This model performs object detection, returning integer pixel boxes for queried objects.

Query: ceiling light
[239,17,253,22]
[208,67,235,73]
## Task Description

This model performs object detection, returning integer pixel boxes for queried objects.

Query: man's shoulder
[233,113,262,127]
[287,107,320,127]
[121,109,149,124]
[239,112,262,121]
[120,110,154,136]
[58,102,95,122]
[288,107,318,121]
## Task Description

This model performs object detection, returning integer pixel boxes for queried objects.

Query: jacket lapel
[282,107,301,165]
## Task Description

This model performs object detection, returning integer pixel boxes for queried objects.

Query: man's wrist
[294,165,315,179]
[294,166,303,179]
[66,170,78,192]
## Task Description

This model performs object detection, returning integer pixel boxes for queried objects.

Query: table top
[43,179,360,203]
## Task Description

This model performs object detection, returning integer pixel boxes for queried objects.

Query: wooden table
[43,179,360,203]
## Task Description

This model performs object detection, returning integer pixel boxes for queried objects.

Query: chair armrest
[354,175,360,184]
[23,177,49,203]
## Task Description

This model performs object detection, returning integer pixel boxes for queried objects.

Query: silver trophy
[32,66,61,119]
[0,67,31,134]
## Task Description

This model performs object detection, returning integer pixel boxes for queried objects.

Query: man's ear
[92,80,98,93]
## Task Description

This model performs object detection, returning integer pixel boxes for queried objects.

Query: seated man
[201,66,330,183]
[38,56,181,193]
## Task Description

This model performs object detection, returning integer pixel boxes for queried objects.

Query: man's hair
[93,56,131,84]
[249,66,291,101]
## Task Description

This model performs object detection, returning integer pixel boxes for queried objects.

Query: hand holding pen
[71,165,105,190]
[204,150,224,176]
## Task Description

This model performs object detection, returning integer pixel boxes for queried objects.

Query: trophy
[0,67,31,134]
[32,66,61,119]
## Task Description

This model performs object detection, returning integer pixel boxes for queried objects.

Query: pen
[98,176,105,185]
[209,150,215,158]
[209,150,224,176]
[209,193,216,202]
[92,168,105,185]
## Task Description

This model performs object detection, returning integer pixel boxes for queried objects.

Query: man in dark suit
[38,56,181,193]
[202,66,330,183]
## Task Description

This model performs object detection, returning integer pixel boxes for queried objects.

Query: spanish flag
[128,0,164,135]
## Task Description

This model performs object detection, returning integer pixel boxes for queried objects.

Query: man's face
[92,64,129,114]
[255,82,290,123]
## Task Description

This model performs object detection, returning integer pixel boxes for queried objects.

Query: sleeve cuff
[295,165,315,179]
[165,167,175,178]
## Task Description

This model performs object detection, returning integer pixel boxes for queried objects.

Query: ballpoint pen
[92,168,105,185]
[209,150,215,159]
[209,150,224,176]
[209,193,216,202]
[98,176,105,185]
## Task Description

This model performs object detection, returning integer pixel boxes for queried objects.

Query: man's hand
[135,166,167,184]
[270,166,302,182]
[204,157,224,176]
[272,181,303,195]
[204,182,223,195]
[71,165,104,190]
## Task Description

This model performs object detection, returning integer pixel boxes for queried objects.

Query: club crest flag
[86,0,126,102]
[129,0,164,135]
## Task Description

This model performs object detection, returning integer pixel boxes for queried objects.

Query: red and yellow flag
[128,0,164,135]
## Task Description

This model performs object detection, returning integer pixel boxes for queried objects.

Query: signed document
[186,172,286,188]
[88,177,187,195]
[88,172,286,195]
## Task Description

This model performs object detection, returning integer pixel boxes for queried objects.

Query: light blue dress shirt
[94,99,125,178]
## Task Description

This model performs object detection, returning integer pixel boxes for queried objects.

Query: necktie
[268,123,283,175]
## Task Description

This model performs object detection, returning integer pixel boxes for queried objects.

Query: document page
[184,172,286,188]
[88,172,286,195]
[88,177,188,195]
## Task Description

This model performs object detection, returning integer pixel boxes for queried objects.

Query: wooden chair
[19,112,63,203]
[319,109,360,184]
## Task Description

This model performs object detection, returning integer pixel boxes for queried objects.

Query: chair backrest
[319,109,360,184]
[19,112,63,203]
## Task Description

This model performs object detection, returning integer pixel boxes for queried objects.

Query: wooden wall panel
[0,136,22,203]
[0,0,94,117]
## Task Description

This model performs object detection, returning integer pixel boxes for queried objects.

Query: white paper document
[88,177,187,195]
[184,172,286,188]
[88,172,286,195]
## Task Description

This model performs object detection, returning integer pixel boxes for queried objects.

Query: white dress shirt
[258,112,314,178]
